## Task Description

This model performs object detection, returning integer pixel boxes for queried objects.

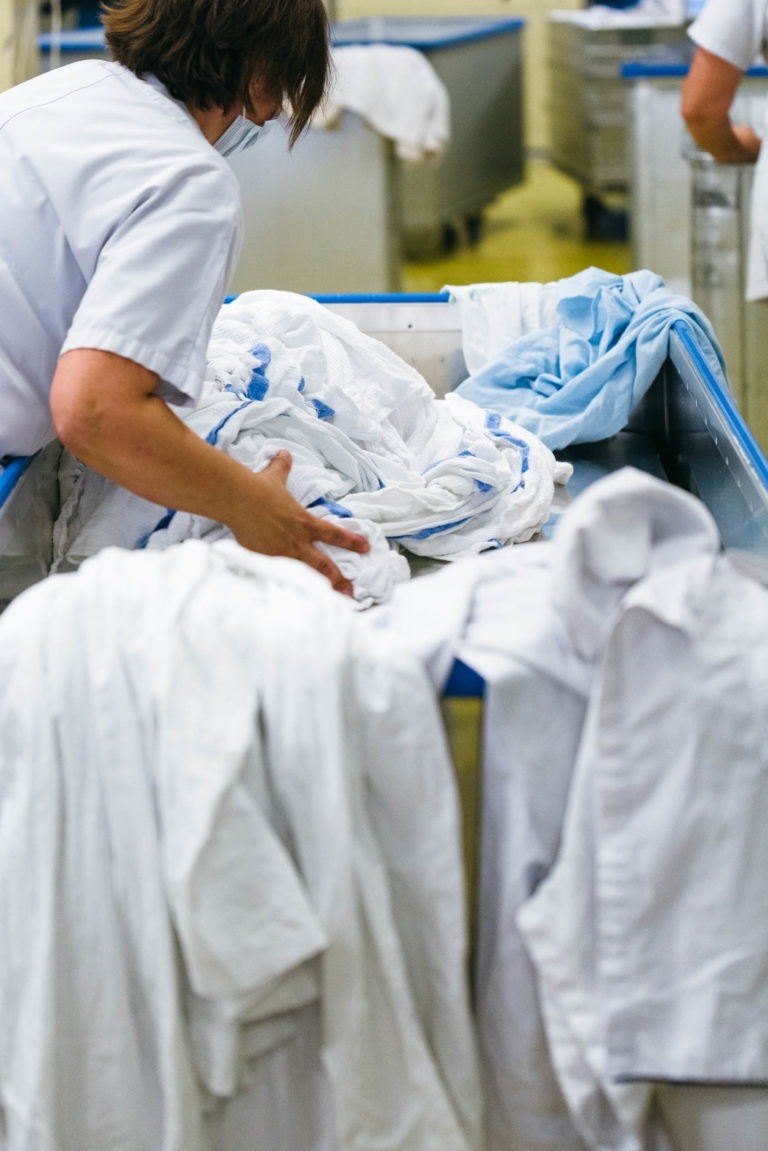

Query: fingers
[312,517,371,555]
[263,449,293,479]
[310,550,356,598]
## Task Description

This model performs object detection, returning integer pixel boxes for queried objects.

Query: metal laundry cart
[547,11,687,236]
[687,152,768,455]
[622,57,768,297]
[5,292,768,599]
[5,288,768,951]
[332,16,526,258]
[227,114,400,295]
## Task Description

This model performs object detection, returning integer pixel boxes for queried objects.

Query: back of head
[101,0,331,143]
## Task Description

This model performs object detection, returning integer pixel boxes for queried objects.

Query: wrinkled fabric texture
[452,268,730,449]
[517,543,768,1151]
[374,468,768,1151]
[0,540,481,1151]
[52,290,570,606]
[313,44,450,163]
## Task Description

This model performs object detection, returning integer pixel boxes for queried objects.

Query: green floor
[401,156,633,293]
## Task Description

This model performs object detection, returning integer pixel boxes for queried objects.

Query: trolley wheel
[441,222,460,254]
[464,212,485,246]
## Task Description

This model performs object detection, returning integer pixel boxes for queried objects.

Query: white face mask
[214,109,274,158]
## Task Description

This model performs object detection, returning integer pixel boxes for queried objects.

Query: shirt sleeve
[688,0,768,73]
[61,150,243,407]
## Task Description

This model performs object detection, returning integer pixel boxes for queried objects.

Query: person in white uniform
[681,0,768,300]
[0,0,369,595]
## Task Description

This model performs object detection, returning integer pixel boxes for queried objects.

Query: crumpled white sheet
[314,44,451,163]
[52,290,571,607]
[0,538,482,1151]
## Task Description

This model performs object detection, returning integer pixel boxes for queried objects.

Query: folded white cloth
[315,44,451,163]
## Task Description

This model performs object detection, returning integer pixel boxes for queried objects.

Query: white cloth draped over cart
[373,467,768,1151]
[315,44,451,164]
[0,540,481,1151]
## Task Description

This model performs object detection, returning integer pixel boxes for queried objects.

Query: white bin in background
[332,16,526,258]
[228,112,401,295]
[547,12,686,202]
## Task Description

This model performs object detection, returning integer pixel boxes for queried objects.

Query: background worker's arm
[681,46,761,164]
[50,348,370,596]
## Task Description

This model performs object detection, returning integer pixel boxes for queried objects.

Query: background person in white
[0,0,369,595]
[681,0,768,300]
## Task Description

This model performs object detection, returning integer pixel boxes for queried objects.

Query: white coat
[688,0,768,300]
[0,60,242,457]
[0,540,482,1151]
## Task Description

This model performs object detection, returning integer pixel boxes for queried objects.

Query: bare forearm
[61,384,260,528]
[682,47,760,164]
[50,348,370,593]
[685,116,761,164]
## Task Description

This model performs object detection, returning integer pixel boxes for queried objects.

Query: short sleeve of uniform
[688,0,768,73]
[46,69,244,407]
[61,154,242,407]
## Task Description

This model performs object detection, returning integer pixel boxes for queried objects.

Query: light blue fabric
[454,268,730,450]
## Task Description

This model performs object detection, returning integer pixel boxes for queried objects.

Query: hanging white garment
[517,542,768,1151]
[51,290,570,606]
[314,45,451,163]
[374,467,736,1151]
[0,540,481,1151]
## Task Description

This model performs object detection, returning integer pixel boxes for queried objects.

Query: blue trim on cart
[621,60,768,79]
[38,26,106,51]
[311,292,453,304]
[0,456,34,511]
[224,292,453,305]
[672,318,768,489]
[332,16,525,51]
[443,658,485,699]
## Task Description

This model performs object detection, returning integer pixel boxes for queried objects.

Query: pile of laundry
[52,289,571,607]
[449,266,729,449]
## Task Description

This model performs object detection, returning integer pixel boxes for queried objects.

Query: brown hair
[101,0,330,144]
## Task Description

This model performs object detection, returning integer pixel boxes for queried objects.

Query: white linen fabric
[442,281,561,375]
[517,542,768,1151]
[374,467,768,1151]
[314,45,450,163]
[688,0,768,300]
[562,3,684,28]
[0,60,242,457]
[52,290,571,606]
[0,539,481,1151]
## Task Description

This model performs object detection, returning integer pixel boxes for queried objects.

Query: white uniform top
[688,0,768,76]
[688,0,768,299]
[0,60,243,458]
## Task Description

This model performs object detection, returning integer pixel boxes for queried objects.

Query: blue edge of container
[39,16,526,54]
[4,299,768,700]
